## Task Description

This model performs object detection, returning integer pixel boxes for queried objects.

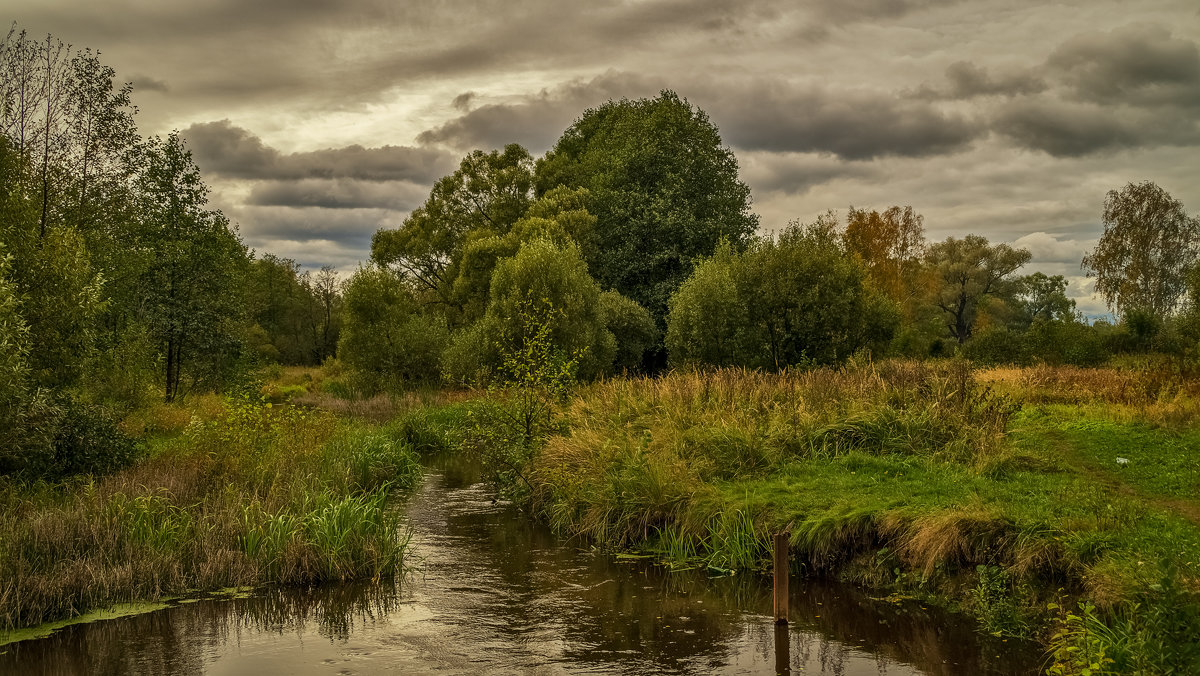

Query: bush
[46,403,142,478]
[666,226,898,369]
[1025,319,1110,366]
[599,290,658,372]
[962,328,1025,365]
[339,266,448,391]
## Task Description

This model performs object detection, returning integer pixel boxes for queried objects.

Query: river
[0,453,1041,674]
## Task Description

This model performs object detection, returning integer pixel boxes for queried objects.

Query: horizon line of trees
[4,23,1199,479]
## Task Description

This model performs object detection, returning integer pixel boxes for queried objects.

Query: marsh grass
[0,395,422,633]
[512,361,1200,670]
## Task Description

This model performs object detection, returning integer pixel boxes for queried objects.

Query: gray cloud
[710,84,981,160]
[992,97,1200,157]
[912,61,1047,100]
[417,71,663,152]
[1048,23,1200,108]
[419,72,981,161]
[246,179,429,210]
[739,151,880,195]
[183,120,455,182]
[237,205,399,249]
[129,74,169,93]
[807,0,960,23]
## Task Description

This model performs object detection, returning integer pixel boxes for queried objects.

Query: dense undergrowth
[491,360,1200,674]
[0,393,423,635]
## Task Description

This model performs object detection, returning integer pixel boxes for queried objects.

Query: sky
[5,0,1200,318]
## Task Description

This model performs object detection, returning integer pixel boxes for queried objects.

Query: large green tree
[371,144,534,317]
[667,224,897,368]
[1082,181,1200,319]
[925,235,1031,344]
[135,132,248,401]
[535,91,758,324]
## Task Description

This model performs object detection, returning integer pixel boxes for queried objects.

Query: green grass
[0,395,423,633]
[495,362,1200,673]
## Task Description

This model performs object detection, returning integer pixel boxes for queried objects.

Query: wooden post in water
[773,531,789,625]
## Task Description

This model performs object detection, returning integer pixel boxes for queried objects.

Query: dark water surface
[0,455,1041,675]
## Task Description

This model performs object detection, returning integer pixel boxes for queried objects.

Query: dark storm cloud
[807,0,960,23]
[183,120,455,182]
[991,100,1142,157]
[238,205,392,248]
[711,84,981,159]
[419,72,981,161]
[911,61,1047,100]
[985,23,1200,157]
[417,72,662,152]
[246,179,429,210]
[1048,23,1200,108]
[992,99,1200,156]
[739,151,880,195]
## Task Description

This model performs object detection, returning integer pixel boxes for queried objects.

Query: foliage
[667,224,898,368]
[338,265,448,391]
[842,205,927,306]
[44,403,141,478]
[1083,181,1200,319]
[245,255,342,365]
[925,235,1032,344]
[449,185,597,323]
[535,90,758,324]
[665,243,746,367]
[1018,272,1077,326]
[371,144,534,316]
[599,290,658,373]
[470,296,579,497]
[480,238,615,381]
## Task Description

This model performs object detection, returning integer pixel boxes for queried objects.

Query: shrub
[339,266,448,391]
[666,226,898,369]
[599,290,658,372]
[962,328,1025,365]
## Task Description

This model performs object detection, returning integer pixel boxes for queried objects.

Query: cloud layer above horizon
[7,0,1200,316]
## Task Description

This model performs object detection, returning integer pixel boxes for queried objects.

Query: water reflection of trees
[0,583,402,675]
[3,454,1040,675]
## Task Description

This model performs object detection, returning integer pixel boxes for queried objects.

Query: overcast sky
[6,0,1200,317]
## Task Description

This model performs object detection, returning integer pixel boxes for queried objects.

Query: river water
[0,454,1041,675]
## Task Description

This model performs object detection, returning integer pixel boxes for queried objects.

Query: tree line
[0,27,341,476]
[4,24,1198,476]
[345,92,1200,388]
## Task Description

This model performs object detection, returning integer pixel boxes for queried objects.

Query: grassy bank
[507,361,1200,672]
[0,393,423,636]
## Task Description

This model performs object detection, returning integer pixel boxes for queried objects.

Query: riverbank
[0,394,422,637]
[488,361,1200,673]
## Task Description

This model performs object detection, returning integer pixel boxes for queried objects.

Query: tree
[842,205,926,305]
[339,265,447,390]
[1082,181,1200,319]
[925,235,1031,344]
[535,91,758,325]
[599,290,658,373]
[665,243,746,367]
[443,239,616,384]
[135,132,248,401]
[1017,272,1076,325]
[667,224,898,368]
[371,144,534,315]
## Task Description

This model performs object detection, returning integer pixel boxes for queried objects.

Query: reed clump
[0,395,420,633]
